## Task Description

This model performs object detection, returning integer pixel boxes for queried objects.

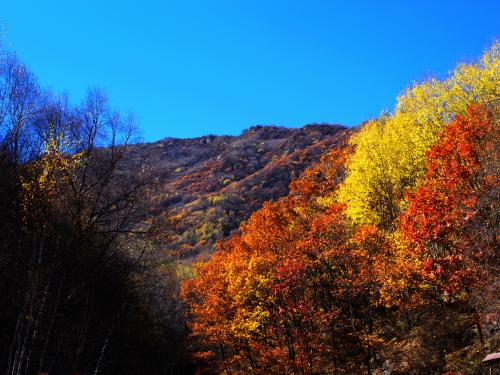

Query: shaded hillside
[124,124,350,258]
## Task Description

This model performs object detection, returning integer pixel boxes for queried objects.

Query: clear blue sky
[1,1,498,141]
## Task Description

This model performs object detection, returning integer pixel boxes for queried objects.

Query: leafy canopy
[338,43,499,229]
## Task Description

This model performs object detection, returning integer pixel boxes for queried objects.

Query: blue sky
[1,1,498,141]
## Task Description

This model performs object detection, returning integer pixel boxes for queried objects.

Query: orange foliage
[182,146,393,373]
[401,104,499,299]
[181,104,499,374]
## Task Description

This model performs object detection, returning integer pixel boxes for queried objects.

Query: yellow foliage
[20,131,81,222]
[208,193,225,205]
[338,43,499,228]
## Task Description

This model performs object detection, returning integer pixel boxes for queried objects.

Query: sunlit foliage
[338,43,499,229]
[182,45,500,374]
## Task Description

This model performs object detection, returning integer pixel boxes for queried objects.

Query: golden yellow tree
[338,43,499,229]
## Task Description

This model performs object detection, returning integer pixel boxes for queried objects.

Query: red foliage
[401,104,499,296]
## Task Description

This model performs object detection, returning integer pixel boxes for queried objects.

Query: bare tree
[0,53,40,164]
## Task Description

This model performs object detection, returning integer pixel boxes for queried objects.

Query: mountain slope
[125,124,350,259]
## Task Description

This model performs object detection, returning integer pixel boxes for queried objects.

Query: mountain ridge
[124,123,351,259]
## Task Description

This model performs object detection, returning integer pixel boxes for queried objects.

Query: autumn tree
[338,43,499,230]
[401,103,499,308]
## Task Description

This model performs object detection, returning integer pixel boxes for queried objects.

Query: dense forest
[182,44,499,374]
[0,38,498,375]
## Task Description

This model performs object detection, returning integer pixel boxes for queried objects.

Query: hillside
[182,45,499,374]
[1,5,497,374]
[124,123,350,259]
